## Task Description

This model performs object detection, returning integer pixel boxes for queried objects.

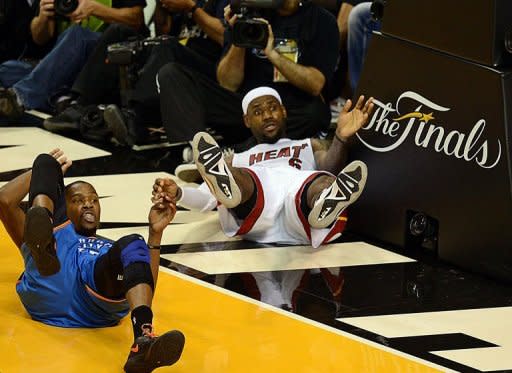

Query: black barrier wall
[349,32,512,282]
[380,0,512,67]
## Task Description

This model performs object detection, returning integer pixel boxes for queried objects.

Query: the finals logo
[357,91,502,169]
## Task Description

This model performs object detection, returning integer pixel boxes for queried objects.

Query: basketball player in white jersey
[156,87,374,248]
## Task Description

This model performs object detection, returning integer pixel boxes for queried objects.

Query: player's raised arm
[312,95,374,174]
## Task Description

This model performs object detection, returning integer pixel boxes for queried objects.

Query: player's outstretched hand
[336,95,374,141]
[149,178,178,234]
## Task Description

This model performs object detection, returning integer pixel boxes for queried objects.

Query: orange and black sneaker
[124,324,185,373]
[24,206,60,276]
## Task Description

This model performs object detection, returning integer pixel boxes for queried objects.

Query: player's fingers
[363,97,373,112]
[354,95,365,110]
[341,99,352,114]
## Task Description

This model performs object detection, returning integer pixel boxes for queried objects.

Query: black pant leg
[72,23,145,105]
[157,63,251,144]
[132,39,217,106]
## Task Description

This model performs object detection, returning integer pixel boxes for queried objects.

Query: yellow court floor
[0,223,445,373]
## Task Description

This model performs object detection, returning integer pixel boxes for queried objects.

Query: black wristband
[334,132,349,144]
[148,244,161,250]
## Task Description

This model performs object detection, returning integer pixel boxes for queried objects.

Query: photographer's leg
[157,63,250,144]
[72,23,143,106]
[13,26,100,111]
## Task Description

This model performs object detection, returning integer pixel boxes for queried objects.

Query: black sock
[131,305,153,341]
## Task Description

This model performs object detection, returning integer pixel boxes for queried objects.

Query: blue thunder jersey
[16,221,129,327]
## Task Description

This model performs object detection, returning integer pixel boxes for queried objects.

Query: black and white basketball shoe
[308,160,368,229]
[192,132,241,208]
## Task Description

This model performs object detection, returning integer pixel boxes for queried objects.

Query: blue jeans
[347,2,381,91]
[0,60,34,87]
[9,26,100,111]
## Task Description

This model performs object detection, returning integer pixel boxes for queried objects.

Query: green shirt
[57,0,113,34]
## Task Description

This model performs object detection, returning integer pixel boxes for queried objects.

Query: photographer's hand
[39,0,56,20]
[262,19,325,96]
[70,0,97,23]
[31,0,56,45]
[224,5,237,27]
[262,21,277,59]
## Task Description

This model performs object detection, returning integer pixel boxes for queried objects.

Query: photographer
[347,1,381,91]
[157,0,339,147]
[44,0,229,145]
[0,0,146,119]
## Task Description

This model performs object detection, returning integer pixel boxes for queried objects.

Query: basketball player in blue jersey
[166,87,374,248]
[0,149,184,373]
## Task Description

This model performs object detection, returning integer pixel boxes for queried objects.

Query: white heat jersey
[179,137,346,248]
[232,138,317,171]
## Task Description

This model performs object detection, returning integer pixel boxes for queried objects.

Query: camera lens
[55,0,79,15]
[243,24,264,42]
[233,18,268,49]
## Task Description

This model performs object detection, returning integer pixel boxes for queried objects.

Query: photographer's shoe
[0,88,24,119]
[103,104,134,146]
[308,160,367,229]
[24,206,60,276]
[124,324,185,373]
[43,104,84,133]
[192,132,241,208]
[104,104,167,146]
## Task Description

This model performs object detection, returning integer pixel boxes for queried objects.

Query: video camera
[230,0,282,50]
[106,35,172,66]
[55,0,79,15]
[106,35,173,106]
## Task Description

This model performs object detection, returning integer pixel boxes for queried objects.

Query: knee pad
[29,154,64,207]
[115,234,150,267]
[123,261,154,293]
[113,234,154,292]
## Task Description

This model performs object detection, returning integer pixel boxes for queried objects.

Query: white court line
[161,241,415,274]
[0,127,110,172]
[339,308,512,371]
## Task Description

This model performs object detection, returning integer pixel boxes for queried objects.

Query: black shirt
[169,0,228,63]
[223,2,339,108]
